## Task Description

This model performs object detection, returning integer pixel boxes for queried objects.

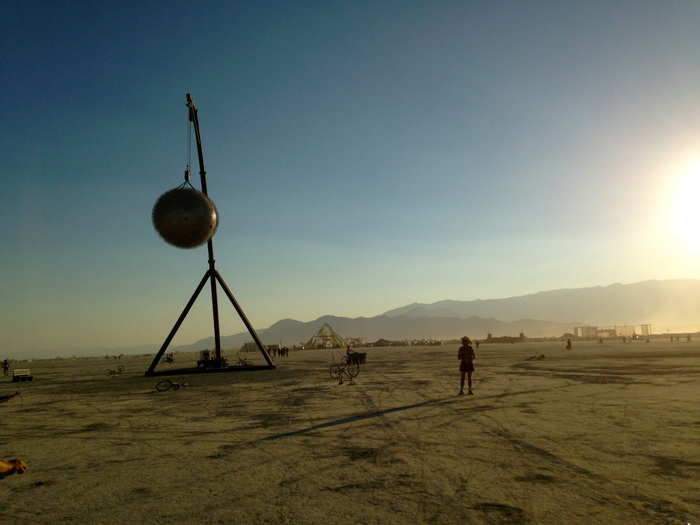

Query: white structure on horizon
[574,326,598,338]
[573,324,652,338]
[615,325,636,337]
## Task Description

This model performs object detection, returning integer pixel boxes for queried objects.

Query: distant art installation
[146,94,274,376]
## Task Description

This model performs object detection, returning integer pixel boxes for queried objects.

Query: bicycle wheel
[156,379,174,392]
[345,362,360,379]
[329,364,342,379]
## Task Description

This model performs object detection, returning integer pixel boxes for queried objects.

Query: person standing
[2,360,8,376]
[458,336,476,395]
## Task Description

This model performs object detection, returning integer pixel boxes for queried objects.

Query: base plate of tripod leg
[146,364,275,377]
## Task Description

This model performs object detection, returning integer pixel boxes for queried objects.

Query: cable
[188,118,192,172]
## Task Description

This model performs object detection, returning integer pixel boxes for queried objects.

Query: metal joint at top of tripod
[186,92,196,121]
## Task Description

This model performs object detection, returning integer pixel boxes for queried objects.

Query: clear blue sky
[3,0,700,356]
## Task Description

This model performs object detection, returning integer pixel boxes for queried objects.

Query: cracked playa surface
[1,341,699,524]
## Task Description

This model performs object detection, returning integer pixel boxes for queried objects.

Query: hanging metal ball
[152,187,219,249]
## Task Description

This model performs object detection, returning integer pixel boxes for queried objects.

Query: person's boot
[458,390,464,396]
[468,390,474,395]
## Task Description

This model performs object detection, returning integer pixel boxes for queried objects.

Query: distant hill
[23,279,700,359]
[383,279,700,326]
[173,315,574,351]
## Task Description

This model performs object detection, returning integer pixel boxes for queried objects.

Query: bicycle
[329,359,360,384]
[106,365,125,377]
[155,378,189,392]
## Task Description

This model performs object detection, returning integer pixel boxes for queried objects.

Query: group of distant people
[268,346,289,358]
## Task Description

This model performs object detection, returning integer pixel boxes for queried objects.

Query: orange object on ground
[0,459,28,477]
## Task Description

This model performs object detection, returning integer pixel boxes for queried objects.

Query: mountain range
[173,315,573,352]
[382,279,700,324]
[175,279,700,351]
[22,279,700,358]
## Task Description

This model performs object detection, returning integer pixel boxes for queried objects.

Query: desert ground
[0,341,698,524]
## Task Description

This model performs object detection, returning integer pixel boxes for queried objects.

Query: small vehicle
[346,351,367,364]
[197,350,212,367]
[11,369,33,382]
[196,350,227,368]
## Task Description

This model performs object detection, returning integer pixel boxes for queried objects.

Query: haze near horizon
[3,1,700,356]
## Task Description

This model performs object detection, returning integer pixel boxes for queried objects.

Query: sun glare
[667,160,700,248]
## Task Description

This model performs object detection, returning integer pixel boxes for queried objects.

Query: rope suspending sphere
[152,187,219,248]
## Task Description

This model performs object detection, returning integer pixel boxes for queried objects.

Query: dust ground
[1,341,699,524]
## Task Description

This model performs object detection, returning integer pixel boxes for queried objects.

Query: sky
[3,0,700,356]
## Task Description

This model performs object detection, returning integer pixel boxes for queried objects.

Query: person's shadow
[261,396,455,441]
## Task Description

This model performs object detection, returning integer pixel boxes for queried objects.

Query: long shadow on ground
[260,384,575,441]
[261,397,456,440]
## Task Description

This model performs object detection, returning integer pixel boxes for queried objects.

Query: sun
[667,160,700,247]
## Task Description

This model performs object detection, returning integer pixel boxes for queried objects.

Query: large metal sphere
[152,187,219,248]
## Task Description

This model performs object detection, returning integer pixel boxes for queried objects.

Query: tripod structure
[145,94,274,376]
